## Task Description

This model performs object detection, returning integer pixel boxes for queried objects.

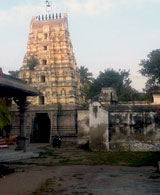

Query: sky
[0,0,160,91]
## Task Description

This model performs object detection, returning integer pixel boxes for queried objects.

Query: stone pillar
[30,113,36,143]
[14,97,28,152]
[48,112,54,143]
[48,111,59,144]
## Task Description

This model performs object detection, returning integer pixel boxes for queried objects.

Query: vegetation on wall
[57,103,62,116]
[27,56,39,71]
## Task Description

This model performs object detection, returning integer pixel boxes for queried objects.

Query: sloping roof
[0,74,41,97]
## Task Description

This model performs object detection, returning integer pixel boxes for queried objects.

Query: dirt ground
[0,145,160,195]
[0,165,160,195]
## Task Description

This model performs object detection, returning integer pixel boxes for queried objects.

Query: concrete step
[0,151,39,163]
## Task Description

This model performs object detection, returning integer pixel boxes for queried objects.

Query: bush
[0,105,12,131]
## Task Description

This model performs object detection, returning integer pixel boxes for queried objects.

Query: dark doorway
[30,113,51,143]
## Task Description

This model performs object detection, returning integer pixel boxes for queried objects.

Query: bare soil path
[0,165,160,195]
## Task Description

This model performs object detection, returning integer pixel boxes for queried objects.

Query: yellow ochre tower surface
[19,13,84,106]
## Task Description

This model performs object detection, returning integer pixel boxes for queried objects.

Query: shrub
[0,105,12,131]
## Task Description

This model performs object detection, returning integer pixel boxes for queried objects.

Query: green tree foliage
[78,66,150,101]
[78,66,93,84]
[78,66,93,99]
[27,56,39,70]
[0,98,12,107]
[8,70,19,78]
[0,105,12,130]
[0,99,12,131]
[91,69,135,101]
[132,92,152,102]
[139,49,160,90]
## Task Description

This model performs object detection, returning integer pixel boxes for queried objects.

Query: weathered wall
[10,105,78,143]
[57,110,77,137]
[107,105,160,151]
[77,103,160,151]
[89,102,109,151]
[77,110,89,145]
[11,100,160,151]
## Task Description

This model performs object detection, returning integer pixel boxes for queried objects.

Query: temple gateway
[11,13,84,143]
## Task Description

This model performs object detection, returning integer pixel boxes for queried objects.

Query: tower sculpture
[19,12,83,106]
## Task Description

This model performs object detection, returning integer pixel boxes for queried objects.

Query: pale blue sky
[0,0,160,91]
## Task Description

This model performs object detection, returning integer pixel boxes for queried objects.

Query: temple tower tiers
[19,13,83,106]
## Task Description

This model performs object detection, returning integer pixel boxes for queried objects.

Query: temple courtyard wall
[78,102,160,151]
[10,105,77,144]
[10,101,160,151]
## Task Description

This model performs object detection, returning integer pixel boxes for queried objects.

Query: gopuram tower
[15,4,84,143]
[19,12,83,106]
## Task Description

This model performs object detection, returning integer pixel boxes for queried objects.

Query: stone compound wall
[11,102,160,150]
[108,105,160,151]
[10,105,78,143]
[77,103,160,151]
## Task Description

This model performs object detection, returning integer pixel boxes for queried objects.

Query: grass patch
[12,159,84,167]
[12,146,160,167]
[87,151,160,167]
[38,151,54,158]
[36,146,61,159]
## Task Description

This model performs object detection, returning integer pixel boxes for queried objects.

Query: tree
[27,56,39,70]
[78,66,93,84]
[78,66,93,99]
[0,99,12,131]
[77,67,146,101]
[139,49,160,90]
[0,106,12,130]
[91,69,134,101]
[8,70,19,78]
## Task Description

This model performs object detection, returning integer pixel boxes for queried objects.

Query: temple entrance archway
[30,113,51,143]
